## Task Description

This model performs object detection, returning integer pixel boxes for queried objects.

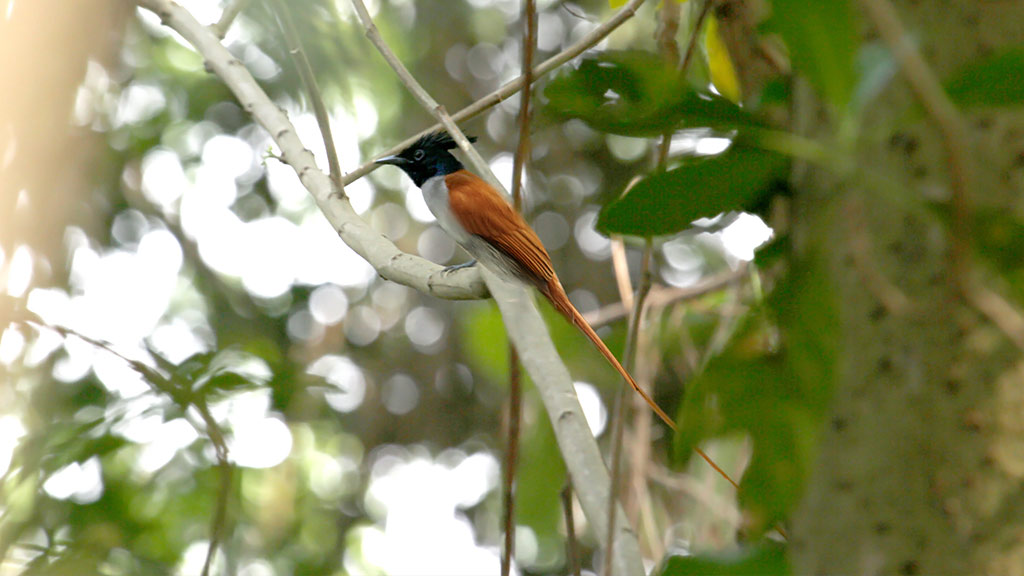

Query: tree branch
[135,0,487,302]
[342,0,649,185]
[502,1,536,573]
[272,0,344,194]
[348,0,644,573]
[858,0,972,291]
[211,0,249,39]
[17,314,232,576]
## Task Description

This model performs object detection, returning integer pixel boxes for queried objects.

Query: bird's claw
[442,260,477,276]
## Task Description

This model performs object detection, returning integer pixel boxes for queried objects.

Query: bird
[376,130,677,431]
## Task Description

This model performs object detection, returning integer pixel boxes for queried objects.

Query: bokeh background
[1,1,773,574]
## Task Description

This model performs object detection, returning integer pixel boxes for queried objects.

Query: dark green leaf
[768,0,859,113]
[770,255,840,410]
[972,206,1024,272]
[658,542,789,576]
[598,147,787,237]
[198,371,257,400]
[170,352,216,384]
[543,50,757,136]
[674,253,837,533]
[946,47,1024,108]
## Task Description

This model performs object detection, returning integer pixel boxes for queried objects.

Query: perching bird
[376,131,675,430]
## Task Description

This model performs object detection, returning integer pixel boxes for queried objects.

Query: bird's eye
[413,149,426,161]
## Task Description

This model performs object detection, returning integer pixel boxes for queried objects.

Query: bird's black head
[375,131,477,187]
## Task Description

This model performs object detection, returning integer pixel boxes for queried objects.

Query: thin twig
[501,347,521,576]
[603,388,627,576]
[211,0,250,39]
[348,1,645,572]
[624,243,655,538]
[858,0,972,292]
[606,238,655,569]
[195,399,232,576]
[511,0,536,212]
[610,237,635,310]
[966,285,1024,353]
[562,484,582,576]
[349,0,499,192]
[501,3,536,574]
[136,0,488,301]
[680,0,714,74]
[342,0,649,186]
[584,265,748,329]
[18,315,233,575]
[272,0,345,195]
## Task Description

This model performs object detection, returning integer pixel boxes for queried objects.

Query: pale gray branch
[342,0,648,186]
[349,0,644,572]
[483,271,644,576]
[135,0,487,301]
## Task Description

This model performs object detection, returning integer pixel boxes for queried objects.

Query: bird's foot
[442,260,477,275]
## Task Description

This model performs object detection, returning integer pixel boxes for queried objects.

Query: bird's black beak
[374,155,409,166]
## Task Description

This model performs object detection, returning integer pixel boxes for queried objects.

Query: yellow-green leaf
[705,15,741,102]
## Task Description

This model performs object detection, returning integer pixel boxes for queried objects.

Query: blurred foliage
[945,46,1024,108]
[544,51,758,137]
[765,0,859,116]
[705,15,741,103]
[4,0,1024,575]
[598,147,788,237]
[674,253,838,535]
[657,541,789,576]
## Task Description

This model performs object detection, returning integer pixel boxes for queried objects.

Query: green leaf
[198,371,257,401]
[946,46,1024,108]
[768,0,859,113]
[598,146,787,237]
[658,542,790,576]
[971,205,1024,272]
[770,255,840,410]
[674,253,837,533]
[543,51,757,137]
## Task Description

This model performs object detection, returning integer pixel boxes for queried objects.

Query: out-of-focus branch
[859,0,972,290]
[585,265,747,329]
[680,0,714,74]
[605,240,654,576]
[342,0,649,185]
[562,484,582,576]
[502,1,536,573]
[211,0,249,39]
[272,0,344,193]
[135,0,487,302]
[17,313,232,576]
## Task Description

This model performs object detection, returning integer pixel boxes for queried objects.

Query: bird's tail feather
[540,278,677,431]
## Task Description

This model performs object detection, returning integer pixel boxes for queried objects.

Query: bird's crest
[408,131,477,153]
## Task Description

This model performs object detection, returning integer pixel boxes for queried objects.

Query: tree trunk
[790,1,1024,573]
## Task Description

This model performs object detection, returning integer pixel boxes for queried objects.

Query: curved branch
[349,1,645,573]
[343,0,648,185]
[135,0,487,302]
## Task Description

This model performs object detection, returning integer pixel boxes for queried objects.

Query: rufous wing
[444,169,678,430]
[444,170,555,287]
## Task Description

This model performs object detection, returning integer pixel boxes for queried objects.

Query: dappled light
[2,0,774,571]
[10,0,1018,573]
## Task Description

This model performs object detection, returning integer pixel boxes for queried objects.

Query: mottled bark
[788,1,1024,574]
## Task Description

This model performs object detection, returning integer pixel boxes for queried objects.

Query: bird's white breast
[419,175,525,283]
[421,175,472,244]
